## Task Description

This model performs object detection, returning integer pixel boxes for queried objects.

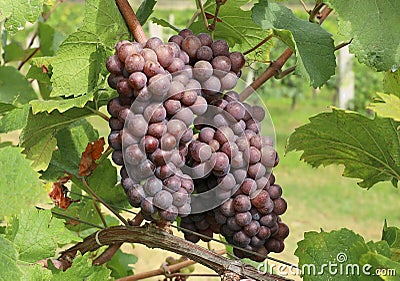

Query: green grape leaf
[0,66,37,106]
[107,248,137,278]
[359,252,400,281]
[20,107,94,161]
[137,0,157,26]
[348,241,388,281]
[252,0,336,87]
[88,159,128,207]
[79,0,130,48]
[326,0,400,72]
[41,119,99,179]
[38,22,65,56]
[30,93,94,114]
[383,71,400,97]
[0,104,30,133]
[0,103,16,115]
[23,130,57,171]
[50,31,106,98]
[382,223,400,249]
[27,61,53,100]
[0,236,22,280]
[286,108,400,189]
[26,63,51,83]
[3,42,26,62]
[6,209,81,263]
[21,264,52,281]
[51,252,111,281]
[0,0,44,35]
[0,146,48,216]
[48,0,131,99]
[30,56,55,73]
[151,17,180,33]
[295,229,365,280]
[365,240,392,258]
[368,93,400,122]
[189,0,273,61]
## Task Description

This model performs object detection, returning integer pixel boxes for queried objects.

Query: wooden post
[337,45,355,109]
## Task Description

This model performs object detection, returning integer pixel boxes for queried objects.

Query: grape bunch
[180,91,289,260]
[105,28,288,262]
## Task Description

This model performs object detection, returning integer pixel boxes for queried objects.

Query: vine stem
[81,177,129,226]
[115,0,147,44]
[84,106,109,122]
[335,38,353,51]
[128,211,144,226]
[17,48,40,70]
[93,201,107,227]
[196,0,209,29]
[244,34,273,56]
[239,6,333,101]
[208,0,224,31]
[118,249,226,281]
[93,243,121,266]
[240,48,293,101]
[59,225,292,281]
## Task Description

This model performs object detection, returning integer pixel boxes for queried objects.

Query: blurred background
[1,0,398,280]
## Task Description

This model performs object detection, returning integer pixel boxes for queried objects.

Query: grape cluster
[181,91,288,260]
[106,29,288,262]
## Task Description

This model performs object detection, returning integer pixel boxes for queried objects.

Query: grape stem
[239,5,333,101]
[299,0,310,14]
[240,48,293,101]
[93,200,108,227]
[243,34,273,56]
[335,38,353,51]
[93,243,122,266]
[208,0,224,31]
[115,0,147,44]
[17,48,40,70]
[85,105,110,122]
[80,177,129,226]
[51,210,104,229]
[186,2,215,28]
[128,211,144,226]
[196,0,209,30]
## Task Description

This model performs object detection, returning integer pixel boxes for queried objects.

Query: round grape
[233,195,252,212]
[145,37,163,50]
[169,34,183,46]
[273,198,287,215]
[211,39,229,57]
[193,60,213,82]
[106,55,124,74]
[153,190,173,210]
[181,35,201,58]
